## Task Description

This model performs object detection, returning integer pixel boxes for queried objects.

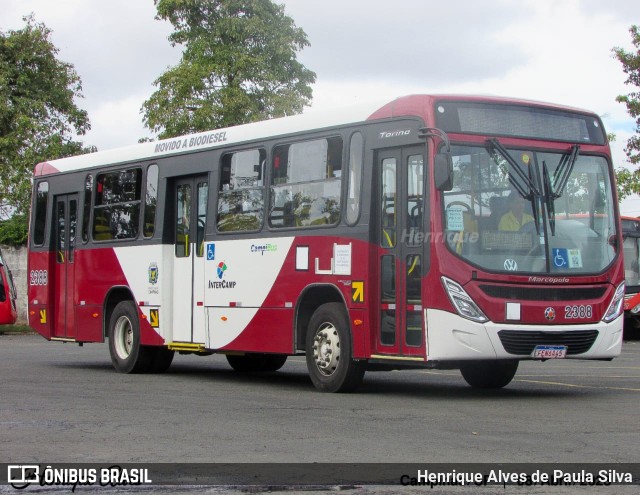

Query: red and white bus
[27,94,625,392]
[621,216,640,337]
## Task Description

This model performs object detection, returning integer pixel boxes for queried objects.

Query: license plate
[532,345,567,359]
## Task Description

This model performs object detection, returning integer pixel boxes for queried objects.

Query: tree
[0,15,93,242]
[613,25,640,199]
[142,0,316,139]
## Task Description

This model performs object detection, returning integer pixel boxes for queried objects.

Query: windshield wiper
[542,161,556,235]
[487,138,542,234]
[544,145,579,236]
[551,145,580,199]
[487,138,541,197]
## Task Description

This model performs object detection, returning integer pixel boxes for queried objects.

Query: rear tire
[108,300,154,373]
[460,360,519,389]
[305,303,365,393]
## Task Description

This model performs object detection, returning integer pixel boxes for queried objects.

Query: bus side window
[82,175,93,243]
[32,181,49,246]
[176,184,191,257]
[93,168,142,241]
[346,132,364,226]
[217,149,265,232]
[269,137,343,228]
[196,181,208,256]
[144,164,159,238]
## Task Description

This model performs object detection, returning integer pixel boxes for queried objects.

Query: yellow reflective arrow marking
[39,309,47,324]
[149,309,159,328]
[352,281,364,303]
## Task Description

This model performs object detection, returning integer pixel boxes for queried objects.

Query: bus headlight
[603,283,625,323]
[441,276,488,323]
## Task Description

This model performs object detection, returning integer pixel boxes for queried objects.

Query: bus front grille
[497,330,599,356]
[480,285,606,301]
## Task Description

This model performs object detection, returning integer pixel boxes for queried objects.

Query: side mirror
[435,153,453,191]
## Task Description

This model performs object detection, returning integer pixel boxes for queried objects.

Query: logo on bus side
[217,262,227,279]
[378,129,411,139]
[208,261,237,289]
[148,262,159,285]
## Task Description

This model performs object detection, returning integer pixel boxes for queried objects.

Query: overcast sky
[2,0,639,213]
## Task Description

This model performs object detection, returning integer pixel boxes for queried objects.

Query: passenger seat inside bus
[93,214,114,241]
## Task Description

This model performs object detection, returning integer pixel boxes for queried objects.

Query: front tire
[305,303,365,393]
[108,300,154,373]
[460,360,519,389]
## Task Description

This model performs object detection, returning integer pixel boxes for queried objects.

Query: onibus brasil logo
[7,464,152,490]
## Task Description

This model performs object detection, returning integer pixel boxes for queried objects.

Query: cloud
[2,0,181,150]
[2,0,637,199]
[282,0,528,85]
[83,95,153,151]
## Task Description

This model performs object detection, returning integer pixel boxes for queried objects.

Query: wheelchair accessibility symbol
[207,243,216,261]
[553,248,569,268]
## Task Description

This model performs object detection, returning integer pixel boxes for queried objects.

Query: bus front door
[172,175,209,345]
[52,193,79,339]
[376,147,426,358]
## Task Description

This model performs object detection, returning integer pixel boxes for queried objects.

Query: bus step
[167,342,206,353]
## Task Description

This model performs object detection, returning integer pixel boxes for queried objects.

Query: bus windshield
[442,144,617,275]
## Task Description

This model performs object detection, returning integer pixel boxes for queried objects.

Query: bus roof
[34,94,600,176]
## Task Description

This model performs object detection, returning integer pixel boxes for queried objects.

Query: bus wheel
[149,347,175,373]
[108,300,153,373]
[305,303,365,393]
[226,354,287,372]
[261,354,287,372]
[459,360,519,389]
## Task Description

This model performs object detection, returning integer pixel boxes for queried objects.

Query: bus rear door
[172,175,209,345]
[52,193,79,339]
[376,147,426,359]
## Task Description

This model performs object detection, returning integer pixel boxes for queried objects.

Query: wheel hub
[312,323,340,376]
[114,316,133,359]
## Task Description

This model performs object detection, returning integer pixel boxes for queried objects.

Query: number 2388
[29,270,48,286]
[564,305,592,319]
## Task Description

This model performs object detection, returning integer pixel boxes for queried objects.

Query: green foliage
[613,25,640,200]
[0,15,94,228]
[0,213,28,246]
[142,0,316,138]
[615,167,640,199]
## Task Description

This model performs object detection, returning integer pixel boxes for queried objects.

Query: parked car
[0,248,17,325]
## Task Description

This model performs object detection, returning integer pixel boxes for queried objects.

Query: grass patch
[0,324,33,334]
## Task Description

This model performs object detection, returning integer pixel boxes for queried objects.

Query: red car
[0,248,17,325]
